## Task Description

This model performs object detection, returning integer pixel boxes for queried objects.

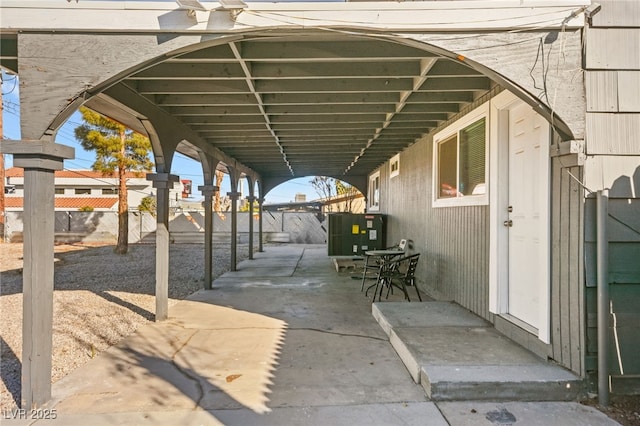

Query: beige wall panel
[585,71,618,112]
[619,71,640,112]
[591,0,640,28]
[585,28,640,70]
[586,113,640,155]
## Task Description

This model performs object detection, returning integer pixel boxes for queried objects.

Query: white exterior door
[506,102,550,336]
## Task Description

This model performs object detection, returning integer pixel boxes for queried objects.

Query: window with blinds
[369,171,380,210]
[435,116,487,202]
[459,118,486,196]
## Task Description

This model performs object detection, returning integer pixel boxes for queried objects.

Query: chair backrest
[385,253,419,276]
[404,253,420,279]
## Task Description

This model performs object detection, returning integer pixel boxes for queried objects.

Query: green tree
[138,196,157,217]
[335,179,359,213]
[310,176,336,211]
[74,106,153,254]
[310,176,359,213]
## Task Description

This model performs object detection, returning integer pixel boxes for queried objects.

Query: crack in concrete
[290,248,306,276]
[170,330,205,410]
[288,327,388,342]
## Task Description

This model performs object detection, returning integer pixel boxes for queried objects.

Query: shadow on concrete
[52,300,287,419]
[0,242,249,409]
[0,335,21,407]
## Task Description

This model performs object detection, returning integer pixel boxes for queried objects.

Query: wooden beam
[254,78,413,93]
[155,93,258,106]
[130,62,245,79]
[136,80,250,94]
[262,92,400,105]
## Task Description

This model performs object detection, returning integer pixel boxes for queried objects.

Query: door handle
[503,220,513,227]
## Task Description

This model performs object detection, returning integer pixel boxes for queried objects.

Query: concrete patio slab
[372,302,489,336]
[9,244,435,425]
[1,244,615,425]
[373,301,583,401]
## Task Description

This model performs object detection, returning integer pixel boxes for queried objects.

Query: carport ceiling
[120,35,494,179]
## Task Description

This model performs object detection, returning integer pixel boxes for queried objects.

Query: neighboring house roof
[322,193,364,206]
[4,197,118,209]
[5,167,148,179]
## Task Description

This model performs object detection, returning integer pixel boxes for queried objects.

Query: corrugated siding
[618,72,640,112]
[587,70,640,113]
[590,0,640,28]
[585,113,640,155]
[585,71,618,112]
[585,28,640,70]
[585,9,640,156]
[550,156,585,375]
[381,130,490,321]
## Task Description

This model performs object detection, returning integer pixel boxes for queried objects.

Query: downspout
[596,189,609,406]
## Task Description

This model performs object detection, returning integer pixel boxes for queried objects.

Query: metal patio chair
[370,253,422,302]
[360,239,407,292]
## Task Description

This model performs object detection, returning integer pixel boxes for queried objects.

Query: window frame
[368,170,380,211]
[389,153,400,179]
[432,103,490,208]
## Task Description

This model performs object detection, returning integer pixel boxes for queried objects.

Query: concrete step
[372,301,584,402]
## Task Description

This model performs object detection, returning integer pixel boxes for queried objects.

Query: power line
[1,74,18,96]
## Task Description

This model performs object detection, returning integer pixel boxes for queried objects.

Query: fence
[4,211,328,245]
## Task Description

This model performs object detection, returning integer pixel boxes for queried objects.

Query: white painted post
[227,191,240,271]
[258,197,264,252]
[147,173,179,321]
[0,140,74,409]
[198,184,218,289]
[247,195,256,260]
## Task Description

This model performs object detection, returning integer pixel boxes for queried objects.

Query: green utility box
[327,213,386,256]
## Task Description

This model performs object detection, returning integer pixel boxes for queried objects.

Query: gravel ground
[0,241,248,410]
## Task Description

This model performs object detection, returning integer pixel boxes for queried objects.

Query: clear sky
[1,71,320,204]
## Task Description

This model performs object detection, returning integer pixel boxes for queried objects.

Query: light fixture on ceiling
[176,0,207,18]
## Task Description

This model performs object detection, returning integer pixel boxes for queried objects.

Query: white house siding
[584,0,640,392]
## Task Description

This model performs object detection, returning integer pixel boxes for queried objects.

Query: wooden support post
[247,195,256,260]
[258,197,264,252]
[147,173,179,321]
[0,140,74,409]
[198,184,218,289]
[227,191,240,271]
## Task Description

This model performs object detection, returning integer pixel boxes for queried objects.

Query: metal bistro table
[361,249,405,297]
